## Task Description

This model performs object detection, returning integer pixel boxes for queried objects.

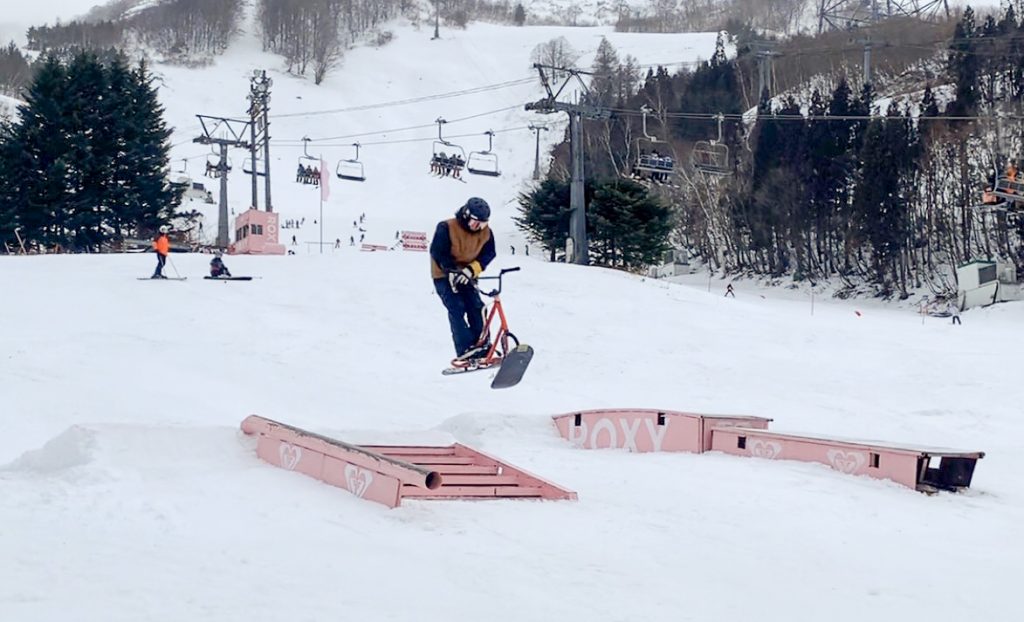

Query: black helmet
[461,197,490,222]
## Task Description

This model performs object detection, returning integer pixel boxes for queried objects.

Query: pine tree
[589,38,620,107]
[64,51,112,251]
[948,7,979,118]
[0,52,182,252]
[515,179,574,261]
[0,119,23,247]
[675,47,741,145]
[852,101,917,288]
[120,58,181,237]
[13,55,70,249]
[513,3,526,26]
[588,178,671,270]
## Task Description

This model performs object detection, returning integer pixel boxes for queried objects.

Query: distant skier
[209,254,232,278]
[725,283,735,298]
[151,225,170,279]
[430,197,496,366]
[948,300,961,325]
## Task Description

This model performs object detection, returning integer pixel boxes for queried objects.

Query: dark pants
[952,315,961,325]
[434,278,486,356]
[153,253,166,277]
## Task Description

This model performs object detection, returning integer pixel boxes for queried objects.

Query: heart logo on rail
[278,443,302,470]
[344,465,374,498]
[749,440,782,459]
[826,449,866,474]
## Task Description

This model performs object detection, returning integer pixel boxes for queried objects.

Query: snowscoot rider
[152,225,170,278]
[430,197,496,364]
[210,254,232,278]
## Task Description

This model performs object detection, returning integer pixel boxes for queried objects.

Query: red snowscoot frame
[442,267,534,389]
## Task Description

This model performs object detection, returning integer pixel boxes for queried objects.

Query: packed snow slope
[2,14,1023,622]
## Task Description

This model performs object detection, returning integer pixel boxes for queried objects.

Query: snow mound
[3,425,96,474]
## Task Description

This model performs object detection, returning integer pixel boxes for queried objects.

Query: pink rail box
[710,427,985,492]
[241,416,576,507]
[552,409,772,453]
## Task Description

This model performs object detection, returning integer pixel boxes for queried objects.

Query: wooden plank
[400,456,477,465]
[430,465,500,475]
[435,474,520,486]
[451,444,578,500]
[402,486,545,498]
[362,446,455,456]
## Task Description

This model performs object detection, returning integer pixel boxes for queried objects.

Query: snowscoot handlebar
[477,266,519,297]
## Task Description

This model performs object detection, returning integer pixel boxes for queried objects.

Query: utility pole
[193,115,252,248]
[249,70,273,212]
[248,105,259,209]
[752,42,779,103]
[525,64,610,265]
[432,0,440,39]
[528,123,548,180]
[861,37,872,87]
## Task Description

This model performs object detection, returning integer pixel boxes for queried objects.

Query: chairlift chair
[205,149,232,178]
[335,143,366,182]
[430,117,467,178]
[243,155,267,177]
[296,136,322,184]
[691,113,732,176]
[631,106,675,182]
[982,162,1024,205]
[169,159,191,187]
[466,130,501,177]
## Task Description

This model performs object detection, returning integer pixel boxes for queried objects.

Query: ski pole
[167,254,181,278]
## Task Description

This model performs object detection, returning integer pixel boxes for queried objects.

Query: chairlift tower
[817,0,950,34]
[248,70,273,212]
[525,64,610,266]
[528,124,549,180]
[193,115,253,248]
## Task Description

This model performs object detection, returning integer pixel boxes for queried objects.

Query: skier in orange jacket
[152,225,170,279]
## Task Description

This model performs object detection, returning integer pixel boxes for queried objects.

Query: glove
[449,267,475,290]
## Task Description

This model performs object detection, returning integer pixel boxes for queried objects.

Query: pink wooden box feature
[710,427,985,492]
[241,415,441,508]
[552,409,772,453]
[364,444,577,501]
[241,416,577,507]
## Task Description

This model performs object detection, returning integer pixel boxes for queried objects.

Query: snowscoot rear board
[489,344,533,389]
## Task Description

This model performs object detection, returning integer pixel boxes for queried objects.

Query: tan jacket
[429,218,494,280]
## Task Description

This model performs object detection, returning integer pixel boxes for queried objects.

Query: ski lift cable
[279,105,525,144]
[271,125,537,149]
[604,107,1024,123]
[273,78,536,120]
